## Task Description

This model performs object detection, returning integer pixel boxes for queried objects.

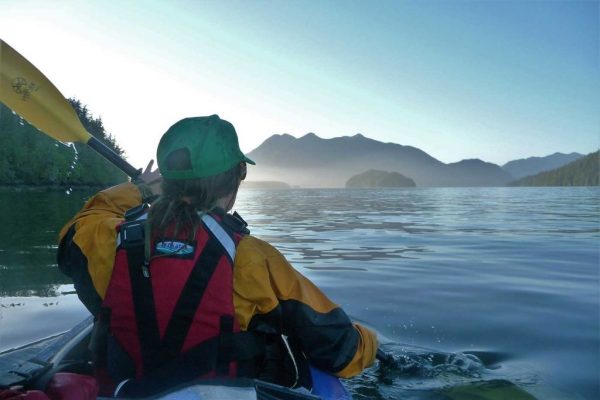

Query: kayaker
[57,115,377,396]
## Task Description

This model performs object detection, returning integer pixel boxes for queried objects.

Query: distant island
[241,181,291,189]
[509,151,599,186]
[346,170,416,188]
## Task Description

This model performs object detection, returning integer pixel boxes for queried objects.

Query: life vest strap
[124,203,150,222]
[155,230,225,366]
[115,331,266,398]
[125,225,161,374]
[217,315,234,375]
[201,214,236,262]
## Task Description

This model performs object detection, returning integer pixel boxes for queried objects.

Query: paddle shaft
[87,137,141,178]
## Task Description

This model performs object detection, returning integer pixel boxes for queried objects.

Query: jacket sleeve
[233,236,377,378]
[57,182,143,305]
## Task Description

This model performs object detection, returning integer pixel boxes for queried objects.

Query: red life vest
[101,211,262,395]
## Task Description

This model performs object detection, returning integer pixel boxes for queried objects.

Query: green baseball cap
[157,115,255,179]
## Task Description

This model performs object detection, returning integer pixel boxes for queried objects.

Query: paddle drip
[64,142,79,195]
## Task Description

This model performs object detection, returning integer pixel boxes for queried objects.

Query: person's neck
[180,196,233,212]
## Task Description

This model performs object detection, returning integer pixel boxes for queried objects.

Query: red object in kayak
[45,373,98,400]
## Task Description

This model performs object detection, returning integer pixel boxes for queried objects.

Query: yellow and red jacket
[57,182,377,379]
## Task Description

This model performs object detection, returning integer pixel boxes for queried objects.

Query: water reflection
[0,187,598,399]
[0,189,95,297]
[0,288,89,351]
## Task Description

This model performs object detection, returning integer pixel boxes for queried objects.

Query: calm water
[0,187,598,399]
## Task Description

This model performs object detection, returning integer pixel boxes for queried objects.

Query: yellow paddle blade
[0,39,91,143]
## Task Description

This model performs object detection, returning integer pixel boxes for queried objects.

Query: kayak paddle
[0,39,140,179]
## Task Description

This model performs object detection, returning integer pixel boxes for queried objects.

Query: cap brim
[243,155,256,165]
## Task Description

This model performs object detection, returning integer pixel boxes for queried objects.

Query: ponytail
[148,164,242,240]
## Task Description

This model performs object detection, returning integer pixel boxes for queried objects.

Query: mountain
[246,133,514,187]
[346,170,416,188]
[509,151,599,187]
[502,152,584,179]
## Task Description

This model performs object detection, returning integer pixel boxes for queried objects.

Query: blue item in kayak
[310,367,351,400]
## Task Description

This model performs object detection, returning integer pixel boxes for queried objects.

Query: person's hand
[136,160,162,197]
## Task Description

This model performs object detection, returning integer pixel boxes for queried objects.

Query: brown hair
[148,164,243,240]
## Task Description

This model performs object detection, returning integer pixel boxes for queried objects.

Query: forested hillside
[502,152,583,179]
[0,100,127,186]
[509,151,599,187]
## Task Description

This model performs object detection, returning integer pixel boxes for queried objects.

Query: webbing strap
[201,214,236,262]
[218,316,234,375]
[118,336,219,397]
[117,332,266,397]
[126,240,161,374]
[155,231,224,365]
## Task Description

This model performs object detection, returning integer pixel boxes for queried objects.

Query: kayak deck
[0,316,350,400]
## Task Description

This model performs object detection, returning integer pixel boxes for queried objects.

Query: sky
[1,0,598,168]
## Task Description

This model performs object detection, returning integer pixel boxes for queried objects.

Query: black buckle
[120,221,145,249]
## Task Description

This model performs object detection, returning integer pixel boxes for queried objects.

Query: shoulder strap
[119,219,162,374]
[201,214,237,262]
[124,203,150,221]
